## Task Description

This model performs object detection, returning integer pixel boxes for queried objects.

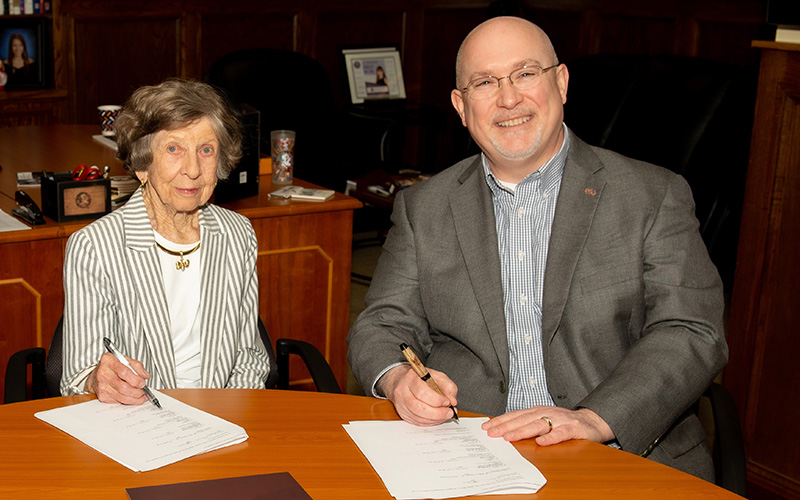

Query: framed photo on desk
[343,47,406,105]
[0,17,50,89]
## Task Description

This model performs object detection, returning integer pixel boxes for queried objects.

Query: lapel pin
[584,188,597,196]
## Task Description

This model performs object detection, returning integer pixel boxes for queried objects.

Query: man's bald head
[455,17,558,88]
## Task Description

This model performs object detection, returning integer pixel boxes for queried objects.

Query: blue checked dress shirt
[483,125,571,412]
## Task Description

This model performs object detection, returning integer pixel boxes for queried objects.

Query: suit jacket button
[499,380,506,393]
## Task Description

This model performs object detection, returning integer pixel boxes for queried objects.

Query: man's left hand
[481,407,615,446]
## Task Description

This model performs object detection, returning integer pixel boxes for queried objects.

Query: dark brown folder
[125,472,311,500]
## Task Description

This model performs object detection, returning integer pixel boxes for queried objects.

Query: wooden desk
[0,389,742,499]
[0,126,362,399]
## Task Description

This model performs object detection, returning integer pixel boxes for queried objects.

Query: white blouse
[154,230,202,388]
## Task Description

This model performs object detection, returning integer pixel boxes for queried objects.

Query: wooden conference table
[0,389,742,500]
[0,126,362,399]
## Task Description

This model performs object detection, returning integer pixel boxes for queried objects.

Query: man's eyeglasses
[460,64,559,100]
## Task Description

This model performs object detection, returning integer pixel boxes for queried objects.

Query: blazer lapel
[122,189,177,387]
[542,136,607,345]
[449,157,510,379]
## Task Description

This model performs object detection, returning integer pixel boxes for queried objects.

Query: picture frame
[0,17,50,89]
[343,47,406,105]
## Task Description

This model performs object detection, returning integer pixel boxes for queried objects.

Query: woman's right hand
[86,352,151,405]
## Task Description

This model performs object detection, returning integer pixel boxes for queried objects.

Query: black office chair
[341,104,445,178]
[257,318,340,393]
[564,53,756,293]
[701,382,747,497]
[4,317,339,404]
[205,48,344,191]
[4,348,46,403]
[4,317,63,403]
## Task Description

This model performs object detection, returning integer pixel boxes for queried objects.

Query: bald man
[347,16,727,480]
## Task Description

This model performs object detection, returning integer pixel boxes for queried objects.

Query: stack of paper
[343,417,546,499]
[34,391,247,471]
[92,134,119,151]
[0,209,32,232]
[111,175,139,205]
[268,185,335,201]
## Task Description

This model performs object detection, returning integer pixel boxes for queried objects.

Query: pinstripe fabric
[61,187,269,395]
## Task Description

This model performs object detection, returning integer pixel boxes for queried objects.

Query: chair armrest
[4,347,46,404]
[275,338,341,394]
[705,382,747,497]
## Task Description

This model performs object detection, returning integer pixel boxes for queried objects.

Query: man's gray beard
[490,129,542,160]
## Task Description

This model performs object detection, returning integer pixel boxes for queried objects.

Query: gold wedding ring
[541,416,553,433]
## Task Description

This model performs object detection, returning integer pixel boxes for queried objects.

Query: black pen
[103,337,162,409]
[400,343,459,422]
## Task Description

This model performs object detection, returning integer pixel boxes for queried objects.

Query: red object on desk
[72,164,101,181]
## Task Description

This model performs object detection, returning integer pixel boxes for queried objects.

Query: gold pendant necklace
[155,241,200,271]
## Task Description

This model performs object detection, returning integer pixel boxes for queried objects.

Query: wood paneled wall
[52,0,768,167]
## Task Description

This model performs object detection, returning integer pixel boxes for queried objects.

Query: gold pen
[400,343,459,422]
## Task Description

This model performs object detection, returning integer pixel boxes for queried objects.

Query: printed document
[343,417,546,499]
[34,391,247,472]
[0,209,31,232]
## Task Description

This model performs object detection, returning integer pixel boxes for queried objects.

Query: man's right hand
[378,364,459,426]
[85,352,150,405]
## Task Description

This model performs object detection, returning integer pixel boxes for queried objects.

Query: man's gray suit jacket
[347,133,728,478]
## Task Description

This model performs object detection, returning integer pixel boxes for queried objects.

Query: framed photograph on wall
[0,17,50,89]
[343,47,406,105]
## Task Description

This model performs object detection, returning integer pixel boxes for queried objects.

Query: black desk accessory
[12,190,45,225]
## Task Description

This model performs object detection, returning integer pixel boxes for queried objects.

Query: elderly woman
[61,79,270,403]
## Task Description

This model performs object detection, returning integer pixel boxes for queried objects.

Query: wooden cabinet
[0,89,68,127]
[221,183,361,392]
[725,41,800,500]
